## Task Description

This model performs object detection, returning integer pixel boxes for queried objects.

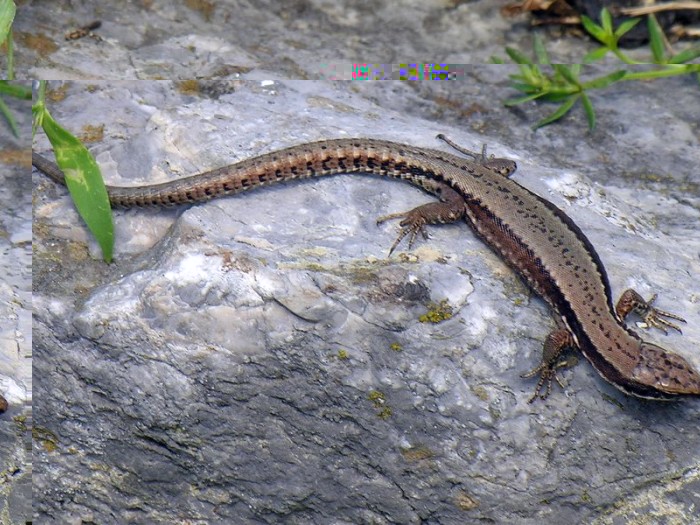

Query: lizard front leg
[615,289,687,334]
[521,328,578,402]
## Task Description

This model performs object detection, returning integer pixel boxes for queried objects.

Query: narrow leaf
[40,109,114,262]
[583,46,610,63]
[0,80,32,99]
[538,91,575,102]
[553,65,580,87]
[508,82,540,94]
[533,34,550,64]
[504,92,547,106]
[32,82,46,138]
[600,7,613,36]
[506,47,534,65]
[6,27,12,79]
[668,46,700,64]
[0,0,16,43]
[647,14,665,63]
[581,15,607,43]
[533,94,579,129]
[614,17,641,38]
[580,92,596,131]
[516,63,543,85]
[583,69,627,89]
[0,96,19,137]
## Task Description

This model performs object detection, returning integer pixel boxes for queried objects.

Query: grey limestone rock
[33,79,700,524]
[0,85,32,525]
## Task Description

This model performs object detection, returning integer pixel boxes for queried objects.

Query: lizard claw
[616,289,687,335]
[521,360,570,403]
[637,294,686,334]
[377,210,429,255]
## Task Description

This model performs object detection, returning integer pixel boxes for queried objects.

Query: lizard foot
[376,209,429,255]
[615,289,686,334]
[521,359,572,403]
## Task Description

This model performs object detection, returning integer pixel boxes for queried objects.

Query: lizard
[32,135,700,403]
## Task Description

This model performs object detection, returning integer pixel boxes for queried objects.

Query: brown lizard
[32,136,700,402]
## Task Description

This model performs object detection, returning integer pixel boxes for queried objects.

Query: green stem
[622,65,700,81]
[38,79,46,102]
[609,47,641,65]
[32,80,48,136]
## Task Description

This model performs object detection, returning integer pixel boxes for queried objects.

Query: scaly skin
[33,138,700,401]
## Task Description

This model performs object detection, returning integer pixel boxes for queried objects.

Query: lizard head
[482,158,517,178]
[630,341,700,398]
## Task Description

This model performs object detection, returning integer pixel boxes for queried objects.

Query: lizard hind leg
[376,180,467,255]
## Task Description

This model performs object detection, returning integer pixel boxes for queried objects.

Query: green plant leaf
[0,80,31,98]
[581,15,606,43]
[504,92,547,106]
[538,91,575,102]
[0,96,18,137]
[583,69,627,89]
[647,14,665,63]
[0,81,29,139]
[580,92,596,130]
[0,0,16,43]
[508,82,540,93]
[600,7,613,36]
[515,63,545,85]
[5,27,13,79]
[668,47,700,64]
[40,109,114,262]
[509,72,535,86]
[583,46,610,63]
[506,47,534,65]
[533,94,579,129]
[32,110,41,137]
[553,65,580,87]
[32,81,46,138]
[614,17,641,38]
[533,34,550,64]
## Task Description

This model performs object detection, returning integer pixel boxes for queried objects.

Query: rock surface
[33,79,700,523]
[0,85,32,525]
[11,0,670,80]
